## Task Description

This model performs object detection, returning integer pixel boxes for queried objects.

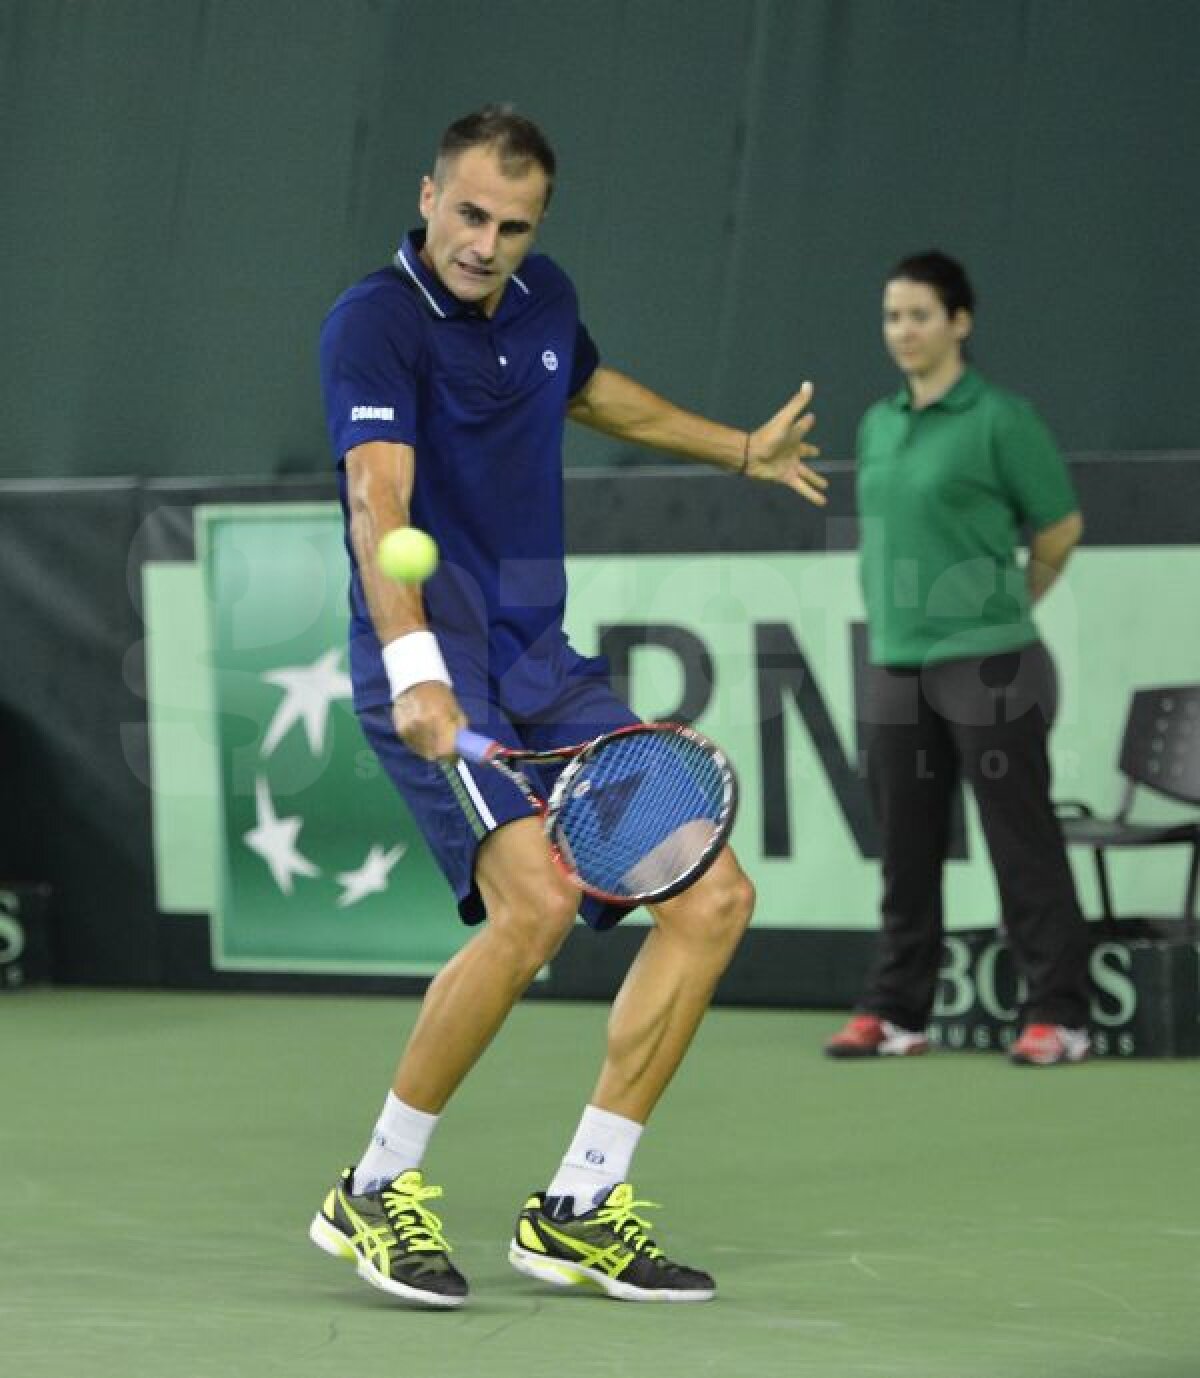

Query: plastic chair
[1057,685,1200,935]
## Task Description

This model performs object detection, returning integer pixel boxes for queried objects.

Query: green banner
[202,507,461,974]
[145,506,1200,975]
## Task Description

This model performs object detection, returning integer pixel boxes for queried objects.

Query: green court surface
[3,990,1198,1378]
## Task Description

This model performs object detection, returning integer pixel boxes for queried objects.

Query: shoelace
[594,1185,665,1260]
[380,1177,452,1254]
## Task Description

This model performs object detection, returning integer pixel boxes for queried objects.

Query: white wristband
[381,630,451,700]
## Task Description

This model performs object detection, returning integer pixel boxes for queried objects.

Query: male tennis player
[312,105,825,1307]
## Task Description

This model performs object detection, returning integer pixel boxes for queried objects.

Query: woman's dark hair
[435,104,557,204]
[887,250,975,318]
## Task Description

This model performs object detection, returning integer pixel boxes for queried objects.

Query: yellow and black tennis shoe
[309,1167,468,1308]
[508,1182,715,1302]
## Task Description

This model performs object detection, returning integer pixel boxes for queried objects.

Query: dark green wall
[3,0,1198,480]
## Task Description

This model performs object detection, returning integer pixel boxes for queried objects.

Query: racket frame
[458,722,738,906]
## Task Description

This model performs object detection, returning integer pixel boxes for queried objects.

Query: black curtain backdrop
[1,0,1198,482]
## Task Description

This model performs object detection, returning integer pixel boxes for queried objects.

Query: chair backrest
[1118,685,1200,806]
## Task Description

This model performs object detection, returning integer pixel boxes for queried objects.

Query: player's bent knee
[728,867,756,927]
[485,885,578,973]
[711,867,755,941]
[493,920,573,980]
[655,855,754,950]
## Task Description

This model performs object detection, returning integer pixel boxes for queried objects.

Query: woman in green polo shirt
[825,251,1092,1066]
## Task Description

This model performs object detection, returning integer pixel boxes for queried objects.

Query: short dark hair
[887,250,975,318]
[434,105,557,205]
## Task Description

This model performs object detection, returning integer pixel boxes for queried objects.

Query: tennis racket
[454,722,738,906]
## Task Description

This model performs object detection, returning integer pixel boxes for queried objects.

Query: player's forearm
[346,447,427,642]
[350,502,427,641]
[569,367,746,473]
[1027,510,1083,604]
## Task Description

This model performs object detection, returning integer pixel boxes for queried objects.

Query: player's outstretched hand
[746,382,826,505]
[393,680,467,761]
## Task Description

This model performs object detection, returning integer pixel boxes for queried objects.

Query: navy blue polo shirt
[319,229,601,712]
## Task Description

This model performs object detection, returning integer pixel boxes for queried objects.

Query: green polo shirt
[856,367,1078,666]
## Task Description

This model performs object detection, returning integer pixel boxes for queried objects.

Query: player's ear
[418,175,436,222]
[952,308,973,344]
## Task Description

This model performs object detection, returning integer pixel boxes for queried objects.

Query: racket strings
[551,732,730,899]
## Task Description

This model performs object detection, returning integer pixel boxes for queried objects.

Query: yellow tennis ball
[377,527,439,583]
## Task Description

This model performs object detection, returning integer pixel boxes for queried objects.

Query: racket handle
[455,728,500,763]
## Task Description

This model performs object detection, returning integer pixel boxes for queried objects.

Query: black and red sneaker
[824,1014,929,1058]
[1009,1023,1090,1066]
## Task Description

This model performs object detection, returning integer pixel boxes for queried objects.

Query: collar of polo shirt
[890,366,985,414]
[392,229,532,322]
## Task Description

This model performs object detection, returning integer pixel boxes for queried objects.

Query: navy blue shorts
[357,666,640,930]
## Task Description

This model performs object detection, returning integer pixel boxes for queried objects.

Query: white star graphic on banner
[243,777,320,894]
[261,648,353,757]
[336,843,408,908]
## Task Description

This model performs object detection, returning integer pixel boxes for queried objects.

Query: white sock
[546,1105,644,1213]
[351,1093,439,1195]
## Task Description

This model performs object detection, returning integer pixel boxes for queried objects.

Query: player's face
[419,145,548,315]
[882,278,971,381]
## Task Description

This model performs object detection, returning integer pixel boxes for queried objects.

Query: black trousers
[858,641,1091,1030]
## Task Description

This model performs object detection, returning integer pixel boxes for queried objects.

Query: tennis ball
[377,526,439,583]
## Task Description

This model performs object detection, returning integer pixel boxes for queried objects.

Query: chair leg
[1093,848,1118,932]
[1184,843,1199,939]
